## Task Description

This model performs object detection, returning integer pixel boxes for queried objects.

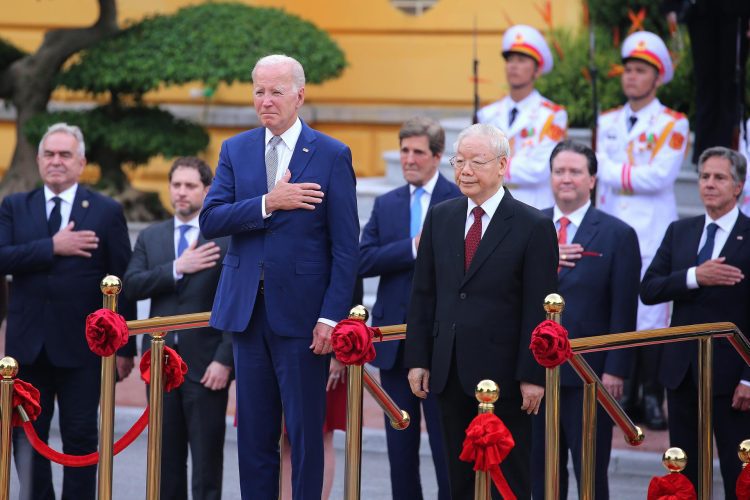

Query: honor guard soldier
[478,24,567,209]
[596,31,689,429]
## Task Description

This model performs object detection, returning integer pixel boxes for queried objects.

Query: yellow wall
[0,0,582,195]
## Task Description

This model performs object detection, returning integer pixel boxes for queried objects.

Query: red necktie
[557,217,570,273]
[465,206,485,272]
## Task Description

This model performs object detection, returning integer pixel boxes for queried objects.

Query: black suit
[0,185,135,500]
[641,211,750,499]
[405,188,558,500]
[532,206,640,500]
[124,219,231,500]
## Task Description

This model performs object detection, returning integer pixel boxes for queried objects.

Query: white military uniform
[597,31,689,331]
[739,118,750,216]
[478,91,567,209]
[478,24,567,209]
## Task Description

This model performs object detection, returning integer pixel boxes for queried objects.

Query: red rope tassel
[459,412,517,499]
[21,407,149,467]
[647,473,696,500]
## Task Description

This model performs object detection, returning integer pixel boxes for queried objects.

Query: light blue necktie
[410,187,425,238]
[177,224,191,258]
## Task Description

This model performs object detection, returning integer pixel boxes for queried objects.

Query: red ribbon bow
[11,379,41,427]
[85,308,130,357]
[140,346,188,392]
[530,320,572,368]
[647,473,697,500]
[459,412,517,499]
[737,466,750,500]
[331,319,381,366]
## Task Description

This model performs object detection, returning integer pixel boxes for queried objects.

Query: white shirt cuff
[262,195,272,219]
[686,267,699,289]
[741,380,750,387]
[317,318,337,328]
[412,238,418,259]
[173,261,183,281]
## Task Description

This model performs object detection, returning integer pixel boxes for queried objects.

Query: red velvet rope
[647,473,697,500]
[529,319,572,368]
[459,412,517,500]
[331,319,382,366]
[20,408,149,467]
[737,466,750,500]
[140,345,187,392]
[11,379,41,427]
[85,308,130,357]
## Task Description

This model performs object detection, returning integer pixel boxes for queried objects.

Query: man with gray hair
[641,146,750,498]
[360,116,459,500]
[405,123,558,499]
[200,54,359,499]
[0,122,135,500]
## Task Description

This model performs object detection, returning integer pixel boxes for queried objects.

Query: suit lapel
[395,185,411,239]
[69,186,92,228]
[682,216,706,268]
[29,189,49,239]
[560,206,599,280]
[462,190,514,285]
[288,120,317,184]
[719,212,750,261]
[448,198,469,283]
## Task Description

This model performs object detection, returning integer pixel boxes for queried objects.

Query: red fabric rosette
[11,379,41,427]
[529,319,572,368]
[331,319,381,366]
[85,308,129,357]
[459,412,517,500]
[140,346,188,392]
[737,466,750,500]
[647,473,697,500]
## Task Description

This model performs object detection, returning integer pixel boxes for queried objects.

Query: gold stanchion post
[344,306,368,500]
[0,357,18,500]
[98,276,121,500]
[474,380,499,500]
[145,331,166,500]
[580,381,597,500]
[739,439,750,468]
[662,446,688,473]
[697,338,713,500]
[544,293,564,500]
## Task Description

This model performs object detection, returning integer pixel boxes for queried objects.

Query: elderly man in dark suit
[360,117,459,500]
[405,123,558,499]
[124,157,231,500]
[641,146,750,499]
[532,141,640,499]
[0,122,135,500]
[200,54,359,499]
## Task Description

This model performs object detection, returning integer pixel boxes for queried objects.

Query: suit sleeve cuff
[262,195,271,219]
[172,261,183,281]
[686,267,699,289]
[412,238,418,259]
[317,318,337,328]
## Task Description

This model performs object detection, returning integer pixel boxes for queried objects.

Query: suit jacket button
[459,292,467,299]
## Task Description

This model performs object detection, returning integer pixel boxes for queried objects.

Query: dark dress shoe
[643,395,667,430]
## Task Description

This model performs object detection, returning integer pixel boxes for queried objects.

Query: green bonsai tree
[22,2,347,220]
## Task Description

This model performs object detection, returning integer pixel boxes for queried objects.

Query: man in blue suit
[0,122,136,500]
[360,117,459,500]
[641,147,750,499]
[532,141,640,499]
[199,54,359,500]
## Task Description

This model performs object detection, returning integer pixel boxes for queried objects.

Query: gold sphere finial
[662,447,688,473]
[348,305,369,322]
[738,439,750,465]
[543,293,565,314]
[475,379,499,404]
[100,275,122,296]
[0,357,18,379]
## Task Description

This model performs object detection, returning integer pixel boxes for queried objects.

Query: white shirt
[261,117,303,218]
[410,170,440,258]
[553,201,591,244]
[44,184,78,232]
[686,206,740,289]
[172,215,200,280]
[465,186,505,238]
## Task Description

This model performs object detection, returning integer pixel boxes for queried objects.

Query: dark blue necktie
[509,107,518,127]
[177,224,191,258]
[410,187,425,238]
[696,223,719,265]
[48,197,62,236]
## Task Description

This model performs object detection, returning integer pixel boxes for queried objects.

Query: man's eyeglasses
[449,155,503,171]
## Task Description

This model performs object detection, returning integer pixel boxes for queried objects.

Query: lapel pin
[737,235,743,240]
[82,200,89,208]
[302,148,309,153]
